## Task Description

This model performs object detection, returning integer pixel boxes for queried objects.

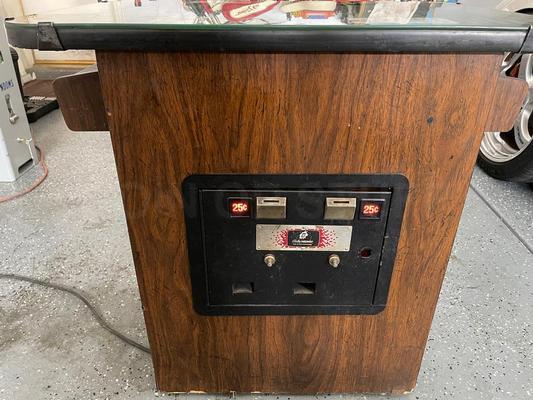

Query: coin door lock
[324,197,357,220]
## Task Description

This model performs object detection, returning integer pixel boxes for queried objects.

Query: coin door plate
[182,174,409,316]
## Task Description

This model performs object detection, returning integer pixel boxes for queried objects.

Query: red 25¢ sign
[360,200,384,219]
[229,198,251,217]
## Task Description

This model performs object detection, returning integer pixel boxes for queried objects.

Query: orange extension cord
[0,146,48,204]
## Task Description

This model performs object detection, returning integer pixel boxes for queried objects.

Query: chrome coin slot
[256,196,287,219]
[324,197,357,220]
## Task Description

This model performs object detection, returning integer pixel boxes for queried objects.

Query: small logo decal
[275,227,336,248]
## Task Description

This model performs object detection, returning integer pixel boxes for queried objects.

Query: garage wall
[0,0,34,82]
[2,0,98,67]
[18,0,92,15]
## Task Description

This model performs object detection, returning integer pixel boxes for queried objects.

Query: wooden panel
[97,52,508,394]
[485,75,528,132]
[53,65,108,131]
[23,79,55,97]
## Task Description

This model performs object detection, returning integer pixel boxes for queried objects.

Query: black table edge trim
[4,20,530,53]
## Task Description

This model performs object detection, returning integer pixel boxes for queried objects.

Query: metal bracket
[518,25,533,54]
[37,22,64,51]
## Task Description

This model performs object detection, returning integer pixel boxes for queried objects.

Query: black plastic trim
[5,21,530,53]
[518,25,533,53]
[37,22,64,51]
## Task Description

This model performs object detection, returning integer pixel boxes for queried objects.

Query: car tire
[477,9,533,183]
[478,135,533,182]
[478,51,533,183]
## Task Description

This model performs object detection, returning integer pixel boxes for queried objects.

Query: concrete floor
[0,110,532,399]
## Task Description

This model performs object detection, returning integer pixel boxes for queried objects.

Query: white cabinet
[0,24,35,182]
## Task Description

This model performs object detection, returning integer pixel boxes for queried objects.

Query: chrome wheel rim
[480,53,533,163]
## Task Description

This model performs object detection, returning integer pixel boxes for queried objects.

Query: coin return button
[256,197,287,219]
[324,197,357,220]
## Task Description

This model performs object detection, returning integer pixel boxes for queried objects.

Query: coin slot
[293,282,316,295]
[232,282,254,294]
[256,197,287,219]
[324,197,357,220]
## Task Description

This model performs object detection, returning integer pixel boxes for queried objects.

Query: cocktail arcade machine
[6,0,532,394]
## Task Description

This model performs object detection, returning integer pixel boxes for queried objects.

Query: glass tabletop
[9,0,533,30]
